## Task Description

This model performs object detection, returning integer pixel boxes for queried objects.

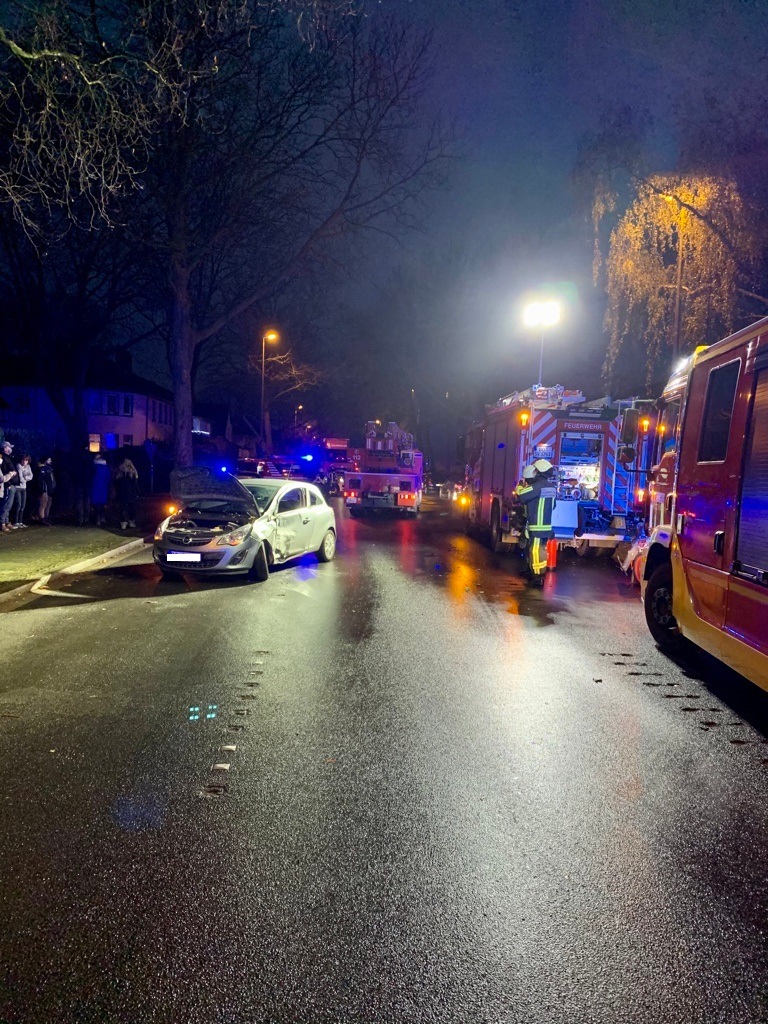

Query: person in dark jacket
[90,453,111,526]
[70,446,95,526]
[36,457,56,525]
[114,458,140,529]
[0,440,19,533]
[516,458,557,585]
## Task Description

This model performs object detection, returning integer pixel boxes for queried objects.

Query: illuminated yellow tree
[602,174,759,382]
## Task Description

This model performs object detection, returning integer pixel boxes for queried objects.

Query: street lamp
[261,329,280,443]
[294,403,303,430]
[523,300,561,387]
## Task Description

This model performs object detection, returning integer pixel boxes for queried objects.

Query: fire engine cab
[641,318,768,691]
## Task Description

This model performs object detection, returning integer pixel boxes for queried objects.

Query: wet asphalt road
[1,498,767,1024]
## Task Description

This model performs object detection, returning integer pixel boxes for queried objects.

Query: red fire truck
[465,385,654,556]
[344,421,423,516]
[640,319,768,691]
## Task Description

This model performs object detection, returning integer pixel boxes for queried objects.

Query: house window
[122,394,133,416]
[104,432,119,449]
[106,393,120,416]
[88,391,103,414]
[150,400,156,422]
[123,434,133,446]
[88,433,101,453]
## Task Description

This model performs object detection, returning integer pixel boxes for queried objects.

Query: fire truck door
[725,362,768,656]
[676,354,742,629]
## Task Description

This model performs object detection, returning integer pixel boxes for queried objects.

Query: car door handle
[302,518,310,524]
[714,530,725,555]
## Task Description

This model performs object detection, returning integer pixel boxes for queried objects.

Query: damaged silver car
[153,468,337,582]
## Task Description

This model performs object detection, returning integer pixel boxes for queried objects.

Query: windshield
[656,399,681,460]
[182,499,253,516]
[241,480,284,511]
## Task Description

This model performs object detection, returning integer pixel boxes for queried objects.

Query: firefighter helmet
[533,458,554,475]
[522,464,537,480]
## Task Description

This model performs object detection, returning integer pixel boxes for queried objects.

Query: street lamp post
[523,300,561,387]
[261,329,280,445]
[294,404,303,430]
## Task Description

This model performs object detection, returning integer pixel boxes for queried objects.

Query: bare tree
[132,7,452,467]
[0,0,356,228]
[246,349,323,450]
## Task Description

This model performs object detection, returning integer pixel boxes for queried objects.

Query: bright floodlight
[523,300,561,329]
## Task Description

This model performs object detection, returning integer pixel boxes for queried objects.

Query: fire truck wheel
[316,529,336,562]
[644,563,683,650]
[489,504,503,554]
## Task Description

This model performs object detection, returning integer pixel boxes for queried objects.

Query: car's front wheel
[248,542,270,582]
[316,529,336,563]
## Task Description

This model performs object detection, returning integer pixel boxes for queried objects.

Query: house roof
[3,357,174,403]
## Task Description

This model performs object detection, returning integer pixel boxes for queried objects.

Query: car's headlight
[154,516,171,542]
[216,524,253,547]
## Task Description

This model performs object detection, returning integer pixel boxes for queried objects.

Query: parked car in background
[153,468,336,582]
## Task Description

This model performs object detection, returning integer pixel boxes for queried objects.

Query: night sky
[321,0,768,413]
[171,0,768,446]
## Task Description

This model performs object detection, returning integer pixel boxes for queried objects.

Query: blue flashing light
[300,454,314,462]
[220,465,227,473]
[497,442,506,449]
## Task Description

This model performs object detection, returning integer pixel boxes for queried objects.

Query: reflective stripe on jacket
[517,479,556,531]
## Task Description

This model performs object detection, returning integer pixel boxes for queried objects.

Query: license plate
[167,552,201,562]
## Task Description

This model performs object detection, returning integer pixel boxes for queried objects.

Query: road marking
[29,574,95,600]
[211,763,231,771]
[221,745,237,753]
[200,783,228,798]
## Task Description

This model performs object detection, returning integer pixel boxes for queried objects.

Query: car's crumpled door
[272,487,310,560]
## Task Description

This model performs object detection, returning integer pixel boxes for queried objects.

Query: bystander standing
[114,459,140,529]
[91,453,111,526]
[0,440,19,533]
[36,457,56,526]
[10,454,33,528]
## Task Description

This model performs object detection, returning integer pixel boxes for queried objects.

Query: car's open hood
[170,467,257,507]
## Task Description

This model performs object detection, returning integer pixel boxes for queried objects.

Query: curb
[0,537,149,606]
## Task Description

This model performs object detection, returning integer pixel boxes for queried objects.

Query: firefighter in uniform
[517,459,556,584]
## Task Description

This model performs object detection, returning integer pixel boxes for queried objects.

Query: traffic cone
[546,537,558,571]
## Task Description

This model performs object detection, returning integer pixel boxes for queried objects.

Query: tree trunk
[169,264,195,469]
[264,408,274,455]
